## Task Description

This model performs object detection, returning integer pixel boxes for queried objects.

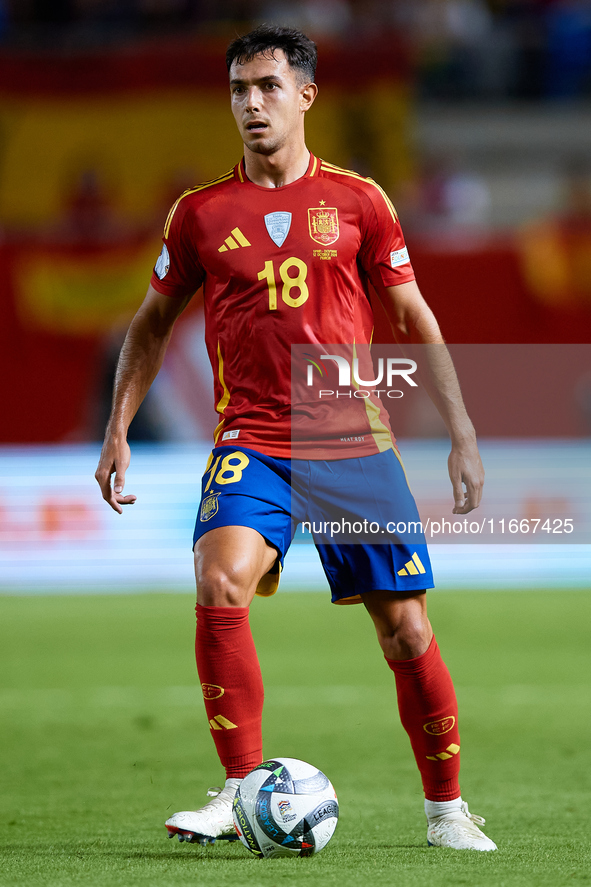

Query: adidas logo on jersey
[397,552,427,576]
[218,228,251,252]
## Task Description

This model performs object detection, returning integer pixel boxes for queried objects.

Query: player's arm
[95,284,192,513]
[376,279,484,514]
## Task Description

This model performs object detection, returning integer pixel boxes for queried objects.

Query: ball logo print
[277,800,297,823]
[232,758,338,858]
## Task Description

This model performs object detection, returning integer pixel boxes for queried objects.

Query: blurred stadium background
[0,0,590,591]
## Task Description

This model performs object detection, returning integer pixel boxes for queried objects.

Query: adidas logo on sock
[426,743,460,761]
[218,228,251,252]
[209,714,238,731]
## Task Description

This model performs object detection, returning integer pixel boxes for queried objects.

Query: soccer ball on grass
[232,757,338,858]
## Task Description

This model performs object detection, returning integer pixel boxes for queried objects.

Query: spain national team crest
[308,207,339,245]
[199,492,219,522]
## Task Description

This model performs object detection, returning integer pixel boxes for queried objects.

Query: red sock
[386,636,461,801]
[195,604,264,779]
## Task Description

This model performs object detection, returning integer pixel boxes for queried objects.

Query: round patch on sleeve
[154,243,170,279]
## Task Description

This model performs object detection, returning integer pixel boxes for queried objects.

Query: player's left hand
[448,440,484,514]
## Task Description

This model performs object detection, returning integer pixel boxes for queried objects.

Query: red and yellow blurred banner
[0,37,414,231]
[0,39,590,443]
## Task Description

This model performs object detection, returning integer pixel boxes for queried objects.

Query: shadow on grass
[99,847,254,863]
[98,843,433,862]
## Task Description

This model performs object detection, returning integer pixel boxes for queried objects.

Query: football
[232,757,339,858]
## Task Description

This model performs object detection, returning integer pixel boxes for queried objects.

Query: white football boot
[425,798,497,851]
[165,778,241,845]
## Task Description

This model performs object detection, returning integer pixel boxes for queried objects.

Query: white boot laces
[460,801,486,827]
[204,779,240,810]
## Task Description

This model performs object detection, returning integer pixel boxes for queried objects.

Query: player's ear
[300,82,318,112]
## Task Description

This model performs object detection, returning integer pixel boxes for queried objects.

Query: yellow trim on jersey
[216,341,231,415]
[320,159,368,179]
[163,170,234,238]
[213,419,225,446]
[369,179,399,223]
[391,443,412,490]
[362,397,394,453]
[237,162,244,183]
[351,342,393,454]
[320,161,398,222]
[310,155,318,177]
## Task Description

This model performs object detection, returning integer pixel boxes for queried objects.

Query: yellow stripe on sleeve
[320,162,398,222]
[163,170,234,237]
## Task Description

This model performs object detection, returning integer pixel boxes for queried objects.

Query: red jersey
[150,154,415,458]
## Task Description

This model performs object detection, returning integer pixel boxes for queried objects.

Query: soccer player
[95,25,496,851]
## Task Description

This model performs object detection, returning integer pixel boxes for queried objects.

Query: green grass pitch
[1,589,590,887]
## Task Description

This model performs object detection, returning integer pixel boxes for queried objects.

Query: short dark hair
[226,24,317,85]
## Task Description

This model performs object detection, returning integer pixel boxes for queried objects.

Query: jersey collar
[236,152,318,186]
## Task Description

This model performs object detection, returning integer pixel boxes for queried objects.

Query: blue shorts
[193,446,434,604]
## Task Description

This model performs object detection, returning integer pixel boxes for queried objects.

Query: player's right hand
[95,436,137,514]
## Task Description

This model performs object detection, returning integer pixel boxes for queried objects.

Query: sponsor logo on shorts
[199,492,219,522]
[397,552,427,576]
[423,716,456,736]
[201,683,224,699]
[390,246,410,268]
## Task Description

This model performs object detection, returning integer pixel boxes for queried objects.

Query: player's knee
[377,617,432,661]
[196,565,251,607]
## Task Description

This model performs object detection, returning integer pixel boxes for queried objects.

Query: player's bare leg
[363,589,433,661]
[364,589,496,851]
[195,525,278,608]
[165,526,277,844]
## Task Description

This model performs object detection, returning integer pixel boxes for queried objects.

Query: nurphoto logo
[304,353,418,399]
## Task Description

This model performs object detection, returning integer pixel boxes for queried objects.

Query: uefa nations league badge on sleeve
[154,244,170,279]
[390,247,410,268]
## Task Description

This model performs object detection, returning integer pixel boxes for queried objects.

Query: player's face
[229,51,314,156]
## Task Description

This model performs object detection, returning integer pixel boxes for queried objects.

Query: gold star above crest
[319,199,326,206]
